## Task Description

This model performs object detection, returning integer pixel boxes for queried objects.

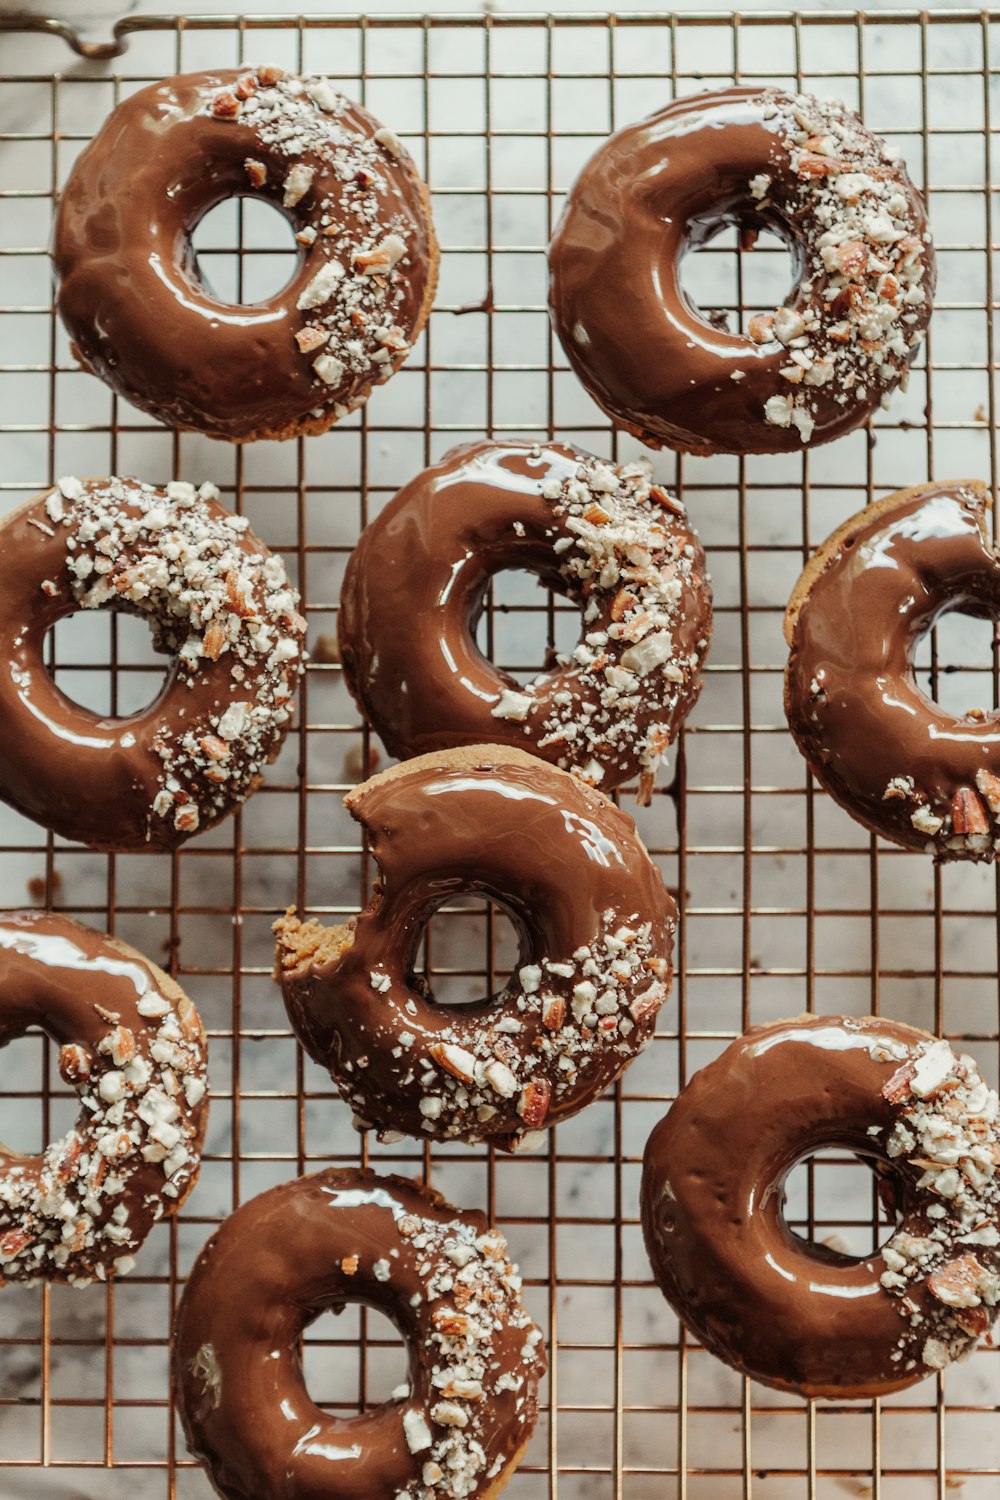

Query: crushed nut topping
[752,90,929,442]
[206,66,423,411]
[375,1200,542,1498]
[295,907,672,1150]
[871,1036,1000,1374]
[490,452,710,804]
[47,477,306,839]
[0,962,208,1286]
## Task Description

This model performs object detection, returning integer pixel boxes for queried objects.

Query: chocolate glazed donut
[549,87,932,456]
[53,65,437,442]
[641,1017,1000,1398]
[0,911,208,1285]
[275,746,675,1149]
[0,475,305,852]
[174,1169,545,1500]
[338,440,712,802]
[784,481,1000,862]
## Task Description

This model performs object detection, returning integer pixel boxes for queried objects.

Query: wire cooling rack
[3,6,1000,1497]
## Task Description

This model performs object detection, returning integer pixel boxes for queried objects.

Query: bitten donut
[174,1169,545,1500]
[549,87,932,456]
[0,911,208,1286]
[53,65,437,442]
[0,475,305,852]
[275,746,675,1150]
[339,441,712,803]
[785,480,1000,862]
[641,1016,1000,1398]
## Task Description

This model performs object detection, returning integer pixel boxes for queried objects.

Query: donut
[548,87,933,456]
[0,475,306,852]
[0,911,208,1286]
[338,441,711,804]
[275,745,675,1149]
[641,1016,1000,1398]
[174,1168,545,1500]
[52,65,437,442]
[784,480,1000,862]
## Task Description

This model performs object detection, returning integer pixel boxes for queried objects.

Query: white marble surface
[1,6,1000,1498]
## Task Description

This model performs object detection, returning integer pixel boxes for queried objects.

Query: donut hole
[189,197,302,305]
[679,220,798,338]
[913,609,999,718]
[45,611,170,718]
[300,1304,409,1411]
[0,1034,50,1155]
[474,569,580,686]
[421,895,523,1007]
[783,1148,899,1261]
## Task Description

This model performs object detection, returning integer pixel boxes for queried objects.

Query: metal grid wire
[2,6,1000,1496]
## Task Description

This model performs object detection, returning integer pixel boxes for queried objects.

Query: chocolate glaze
[0,911,208,1284]
[548,87,932,456]
[641,1016,1000,1399]
[53,67,437,442]
[173,1168,545,1500]
[784,481,1000,862]
[338,440,711,798]
[276,745,675,1149]
[0,476,304,853]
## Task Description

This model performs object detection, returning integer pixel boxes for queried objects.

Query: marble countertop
[1,5,999,1497]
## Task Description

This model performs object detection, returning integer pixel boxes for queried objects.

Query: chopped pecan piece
[834,240,869,276]
[927,1253,989,1309]
[975,768,1000,816]
[951,786,989,835]
[517,1078,551,1127]
[295,327,327,354]
[541,997,565,1031]
[882,1059,915,1105]
[203,622,226,662]
[747,313,776,344]
[610,589,638,622]
[58,1043,91,1084]
[211,90,241,119]
[429,1042,477,1084]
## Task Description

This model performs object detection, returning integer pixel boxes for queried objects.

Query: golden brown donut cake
[275,745,675,1150]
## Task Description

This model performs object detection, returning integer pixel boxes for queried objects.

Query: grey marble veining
[0,5,999,1496]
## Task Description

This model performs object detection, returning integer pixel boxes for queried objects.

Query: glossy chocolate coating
[53,69,436,442]
[641,1016,997,1399]
[174,1169,545,1500]
[338,440,711,795]
[0,910,207,1283]
[784,481,1000,860]
[548,87,932,456]
[276,746,675,1148]
[0,478,303,853]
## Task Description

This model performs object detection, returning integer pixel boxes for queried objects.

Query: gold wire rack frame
[2,7,1000,1497]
